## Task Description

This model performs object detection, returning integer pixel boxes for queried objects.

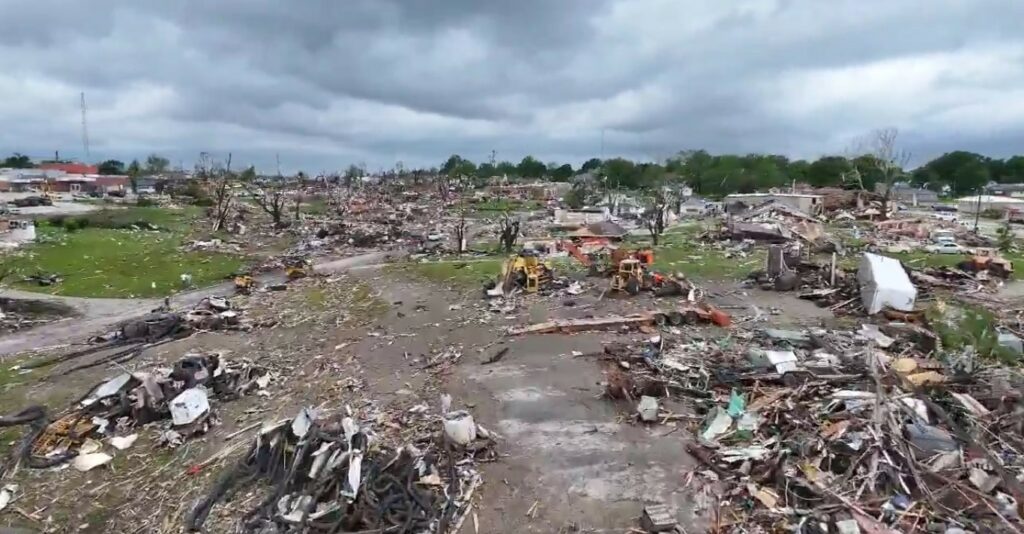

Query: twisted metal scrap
[186,416,444,533]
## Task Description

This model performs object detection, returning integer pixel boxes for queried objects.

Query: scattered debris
[186,404,493,532]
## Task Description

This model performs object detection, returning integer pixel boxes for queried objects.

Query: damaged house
[726,199,825,243]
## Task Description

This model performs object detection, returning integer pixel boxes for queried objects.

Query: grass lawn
[4,207,247,298]
[388,259,503,289]
[627,226,762,280]
[651,241,764,279]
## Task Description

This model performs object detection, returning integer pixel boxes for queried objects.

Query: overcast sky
[1,0,1022,173]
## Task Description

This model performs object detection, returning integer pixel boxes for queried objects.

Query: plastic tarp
[858,253,917,314]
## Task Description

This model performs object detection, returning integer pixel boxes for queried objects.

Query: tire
[626,277,640,295]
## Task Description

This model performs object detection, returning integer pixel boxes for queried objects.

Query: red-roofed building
[38,162,98,174]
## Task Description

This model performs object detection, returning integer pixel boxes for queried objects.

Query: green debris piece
[727,389,745,418]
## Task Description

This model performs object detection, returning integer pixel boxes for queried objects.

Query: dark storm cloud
[0,0,1022,171]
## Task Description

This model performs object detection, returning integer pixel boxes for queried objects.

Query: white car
[925,242,965,254]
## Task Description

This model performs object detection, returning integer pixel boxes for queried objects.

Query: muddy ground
[0,269,836,533]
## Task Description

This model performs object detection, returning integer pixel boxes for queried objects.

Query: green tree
[952,160,990,195]
[563,186,587,209]
[2,153,32,168]
[476,162,497,179]
[441,154,468,175]
[920,151,989,195]
[911,167,942,190]
[806,156,851,187]
[239,166,257,182]
[145,154,170,174]
[579,158,602,174]
[495,161,517,176]
[670,150,714,195]
[449,159,476,178]
[996,221,1014,252]
[603,158,640,188]
[851,155,886,191]
[126,159,142,193]
[1002,156,1024,183]
[787,159,810,184]
[549,163,574,182]
[516,156,546,178]
[637,163,667,189]
[97,159,125,175]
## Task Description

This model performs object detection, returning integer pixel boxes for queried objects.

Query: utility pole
[80,92,90,160]
[974,188,983,233]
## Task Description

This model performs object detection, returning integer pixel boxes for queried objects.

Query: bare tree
[436,174,452,202]
[252,186,289,227]
[848,128,911,218]
[641,190,671,246]
[195,152,212,181]
[499,211,521,253]
[211,173,234,232]
[454,202,468,254]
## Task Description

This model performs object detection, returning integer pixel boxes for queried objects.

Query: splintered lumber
[507,313,656,335]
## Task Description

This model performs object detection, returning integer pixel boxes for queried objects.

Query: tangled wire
[186,415,447,533]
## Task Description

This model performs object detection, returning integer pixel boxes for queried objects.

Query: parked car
[932,212,958,223]
[12,196,53,207]
[925,242,966,254]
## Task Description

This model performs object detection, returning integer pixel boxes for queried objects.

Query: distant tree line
[3,147,1019,200]
[438,149,1024,198]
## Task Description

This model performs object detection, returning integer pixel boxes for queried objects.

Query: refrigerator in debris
[858,252,917,314]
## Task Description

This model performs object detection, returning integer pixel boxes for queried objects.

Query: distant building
[0,169,56,192]
[723,193,823,215]
[957,195,1024,214]
[48,175,95,193]
[677,196,715,217]
[875,182,939,206]
[39,162,98,174]
[553,207,609,225]
[598,193,645,218]
[93,175,130,193]
[135,177,159,194]
[984,183,1024,198]
[0,168,128,194]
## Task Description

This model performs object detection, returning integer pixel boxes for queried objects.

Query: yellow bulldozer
[499,252,553,294]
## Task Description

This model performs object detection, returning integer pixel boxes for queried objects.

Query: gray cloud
[0,0,1022,172]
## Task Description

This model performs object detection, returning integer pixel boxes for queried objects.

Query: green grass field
[3,207,247,298]
[388,259,503,288]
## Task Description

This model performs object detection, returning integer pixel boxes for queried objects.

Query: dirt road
[0,250,401,358]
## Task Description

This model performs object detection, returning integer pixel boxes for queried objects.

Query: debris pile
[597,319,1024,532]
[186,402,492,533]
[0,297,75,334]
[1,352,270,475]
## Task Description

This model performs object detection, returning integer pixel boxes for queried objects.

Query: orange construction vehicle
[608,248,663,295]
[959,248,1014,279]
